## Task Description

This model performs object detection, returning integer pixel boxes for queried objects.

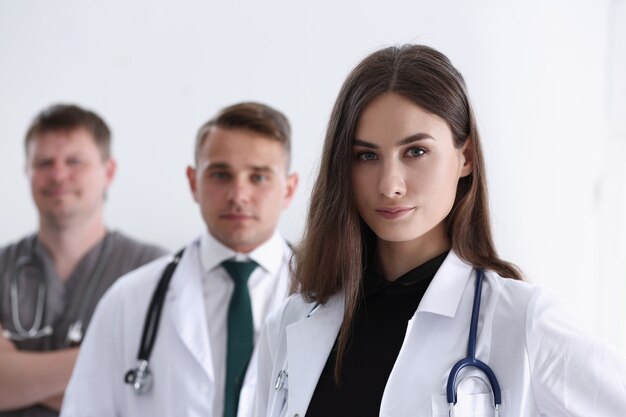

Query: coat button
[293,415,299,417]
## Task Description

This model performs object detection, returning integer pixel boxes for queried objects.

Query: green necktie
[222,259,257,417]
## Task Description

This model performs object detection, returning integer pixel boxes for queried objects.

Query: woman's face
[351,93,471,247]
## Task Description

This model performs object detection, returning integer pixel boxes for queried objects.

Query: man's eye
[357,151,377,161]
[406,147,426,157]
[67,158,82,166]
[34,160,53,169]
[210,171,230,180]
[251,174,267,183]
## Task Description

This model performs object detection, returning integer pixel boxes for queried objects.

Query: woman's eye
[357,151,377,161]
[406,147,426,157]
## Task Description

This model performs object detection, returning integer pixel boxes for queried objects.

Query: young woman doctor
[254,45,626,417]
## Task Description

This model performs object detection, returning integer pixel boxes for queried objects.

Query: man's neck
[38,215,107,281]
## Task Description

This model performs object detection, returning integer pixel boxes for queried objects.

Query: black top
[305,251,448,417]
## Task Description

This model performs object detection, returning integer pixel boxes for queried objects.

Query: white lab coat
[61,237,290,417]
[255,251,626,417]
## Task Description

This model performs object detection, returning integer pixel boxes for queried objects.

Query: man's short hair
[24,104,112,160]
[194,102,292,168]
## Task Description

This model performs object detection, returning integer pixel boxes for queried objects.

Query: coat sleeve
[60,284,126,417]
[526,290,626,416]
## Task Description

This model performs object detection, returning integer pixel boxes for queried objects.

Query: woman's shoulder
[484,269,580,337]
[481,268,559,333]
[485,268,542,304]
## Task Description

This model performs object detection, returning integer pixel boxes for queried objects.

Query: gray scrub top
[0,230,166,417]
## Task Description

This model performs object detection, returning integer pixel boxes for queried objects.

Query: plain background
[1,0,625,355]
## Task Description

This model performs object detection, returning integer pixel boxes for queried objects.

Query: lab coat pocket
[431,376,509,417]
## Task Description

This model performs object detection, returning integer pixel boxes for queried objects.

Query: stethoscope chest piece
[124,359,153,395]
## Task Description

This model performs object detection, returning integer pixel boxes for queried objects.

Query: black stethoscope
[124,248,185,394]
[446,269,502,417]
[2,236,110,346]
[124,241,292,395]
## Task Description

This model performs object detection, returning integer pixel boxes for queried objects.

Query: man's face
[26,128,116,228]
[187,127,298,253]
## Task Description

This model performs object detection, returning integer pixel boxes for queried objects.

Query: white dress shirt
[200,231,291,417]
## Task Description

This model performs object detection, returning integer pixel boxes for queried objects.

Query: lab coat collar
[166,239,214,381]
[199,230,288,276]
[280,251,471,414]
[285,293,345,415]
[415,249,474,317]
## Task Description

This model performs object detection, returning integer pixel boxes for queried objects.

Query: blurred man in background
[0,104,166,416]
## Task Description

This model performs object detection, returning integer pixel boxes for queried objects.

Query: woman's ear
[459,137,473,178]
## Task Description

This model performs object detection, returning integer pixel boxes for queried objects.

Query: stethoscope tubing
[3,234,111,345]
[124,248,185,394]
[5,238,52,341]
[136,248,184,361]
[446,269,502,409]
[6,254,53,340]
[125,242,293,395]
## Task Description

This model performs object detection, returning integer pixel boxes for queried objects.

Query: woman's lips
[375,207,415,220]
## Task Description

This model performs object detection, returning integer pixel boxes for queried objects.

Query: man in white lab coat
[60,102,299,417]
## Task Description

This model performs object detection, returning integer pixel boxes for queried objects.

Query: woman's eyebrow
[396,133,435,146]
[353,138,378,149]
[353,133,435,149]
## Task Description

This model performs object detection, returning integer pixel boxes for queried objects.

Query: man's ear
[104,158,117,186]
[186,166,199,202]
[459,138,473,178]
[283,173,299,209]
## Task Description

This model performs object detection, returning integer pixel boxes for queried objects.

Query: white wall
[1,0,624,353]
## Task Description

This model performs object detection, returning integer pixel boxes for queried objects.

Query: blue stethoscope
[446,269,501,417]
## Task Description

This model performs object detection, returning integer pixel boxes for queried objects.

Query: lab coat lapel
[381,250,477,415]
[416,250,474,317]
[167,242,214,381]
[286,293,344,415]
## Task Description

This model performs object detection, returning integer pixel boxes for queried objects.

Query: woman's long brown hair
[293,45,523,382]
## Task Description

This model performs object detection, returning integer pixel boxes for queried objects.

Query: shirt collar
[363,250,448,296]
[199,230,288,276]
